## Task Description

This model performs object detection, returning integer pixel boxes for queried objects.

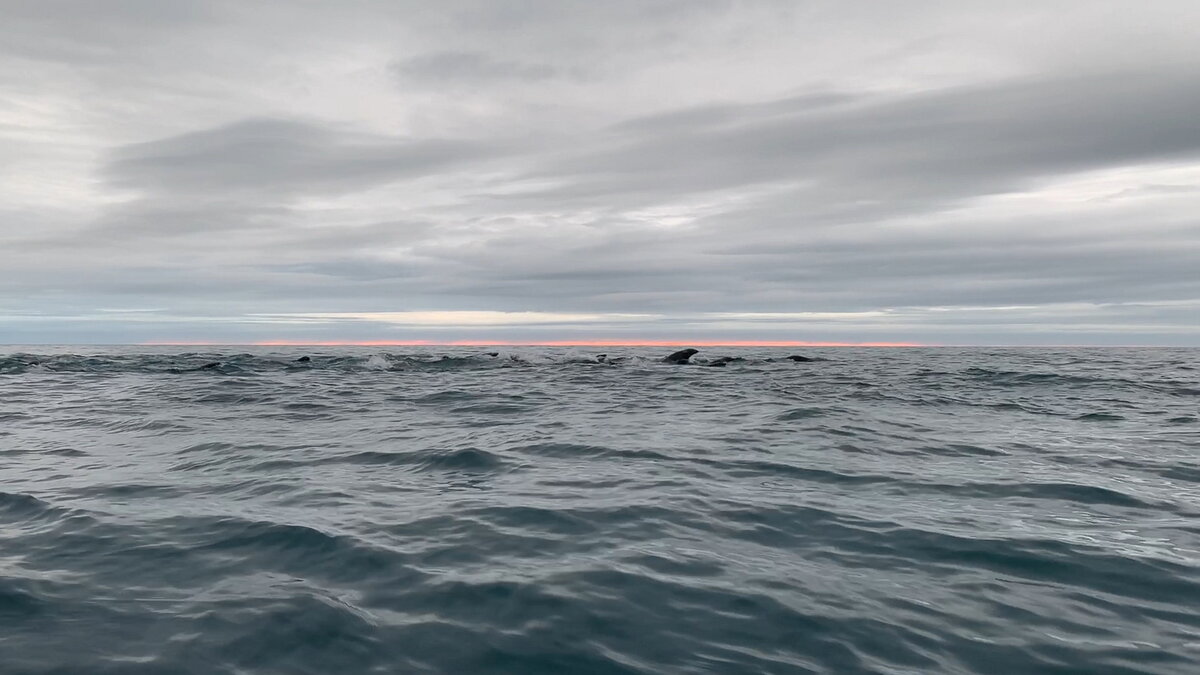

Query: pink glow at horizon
[142,339,928,347]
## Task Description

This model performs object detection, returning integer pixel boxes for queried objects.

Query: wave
[0,349,827,375]
[3,346,1198,674]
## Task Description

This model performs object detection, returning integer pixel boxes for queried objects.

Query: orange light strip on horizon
[142,339,927,347]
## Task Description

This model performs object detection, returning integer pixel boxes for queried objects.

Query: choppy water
[1,346,1198,674]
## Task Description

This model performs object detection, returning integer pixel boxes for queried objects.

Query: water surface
[1,346,1197,674]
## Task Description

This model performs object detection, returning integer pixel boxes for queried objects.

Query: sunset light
[142,339,927,347]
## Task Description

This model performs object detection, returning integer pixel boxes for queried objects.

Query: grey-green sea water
[1,346,1198,674]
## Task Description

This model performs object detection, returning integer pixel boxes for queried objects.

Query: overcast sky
[2,1,1198,345]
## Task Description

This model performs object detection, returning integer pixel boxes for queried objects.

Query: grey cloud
[520,68,1200,213]
[0,0,216,63]
[2,2,1199,344]
[77,117,501,248]
[394,52,567,83]
[106,118,494,199]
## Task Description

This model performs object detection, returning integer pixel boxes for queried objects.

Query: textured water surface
[1,346,1198,674]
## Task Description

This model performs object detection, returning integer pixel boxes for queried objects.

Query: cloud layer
[1,1,1198,344]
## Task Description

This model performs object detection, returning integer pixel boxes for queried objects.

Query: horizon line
[1,341,1189,348]
[141,339,930,347]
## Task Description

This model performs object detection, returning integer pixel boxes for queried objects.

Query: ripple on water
[1,346,1198,674]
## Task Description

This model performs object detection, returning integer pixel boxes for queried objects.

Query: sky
[1,1,1198,346]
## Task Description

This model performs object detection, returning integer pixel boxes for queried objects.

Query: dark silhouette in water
[787,355,815,362]
[167,362,222,374]
[295,356,311,363]
[662,348,699,364]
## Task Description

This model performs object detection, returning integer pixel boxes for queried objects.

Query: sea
[1,345,1197,675]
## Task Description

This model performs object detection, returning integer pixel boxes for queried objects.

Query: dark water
[1,346,1198,675]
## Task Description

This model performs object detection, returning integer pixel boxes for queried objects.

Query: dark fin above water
[663,348,699,364]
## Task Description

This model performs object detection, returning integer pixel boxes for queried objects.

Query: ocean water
[1,346,1197,675]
